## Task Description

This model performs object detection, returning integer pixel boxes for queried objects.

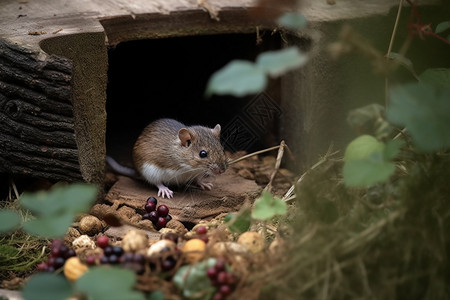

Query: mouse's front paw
[196,181,213,191]
[157,184,174,199]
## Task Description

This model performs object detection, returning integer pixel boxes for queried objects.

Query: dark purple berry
[219,285,232,296]
[145,202,157,213]
[195,226,208,235]
[133,253,146,265]
[53,257,65,269]
[120,252,134,263]
[147,197,157,205]
[96,236,109,249]
[108,254,120,264]
[47,257,56,267]
[165,214,172,222]
[112,246,124,257]
[64,248,76,259]
[103,245,113,256]
[157,205,169,217]
[156,217,167,229]
[161,257,176,271]
[100,256,109,264]
[148,211,159,223]
[207,267,218,279]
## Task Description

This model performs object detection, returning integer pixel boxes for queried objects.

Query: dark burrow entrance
[106,32,283,164]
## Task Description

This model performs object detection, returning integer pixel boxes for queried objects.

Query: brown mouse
[107,118,228,198]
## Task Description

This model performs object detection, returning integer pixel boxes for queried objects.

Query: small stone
[122,230,149,252]
[147,239,177,258]
[237,232,265,254]
[165,219,187,235]
[210,242,250,257]
[78,215,103,236]
[182,239,206,263]
[72,235,96,251]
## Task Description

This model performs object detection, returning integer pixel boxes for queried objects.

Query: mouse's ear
[179,128,192,147]
[212,124,221,137]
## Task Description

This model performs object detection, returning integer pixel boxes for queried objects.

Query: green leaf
[384,139,404,160]
[226,209,251,234]
[344,135,385,162]
[387,83,450,152]
[0,209,21,233]
[419,68,450,88]
[148,291,164,300]
[23,273,72,300]
[388,52,413,70]
[256,47,308,77]
[76,267,145,300]
[20,183,97,238]
[173,258,217,299]
[343,135,401,187]
[206,60,267,97]
[435,21,450,34]
[251,192,287,220]
[343,159,396,187]
[23,214,74,238]
[277,12,308,30]
[21,184,97,216]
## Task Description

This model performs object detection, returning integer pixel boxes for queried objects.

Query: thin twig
[283,145,340,202]
[264,140,286,193]
[385,0,404,106]
[228,145,282,165]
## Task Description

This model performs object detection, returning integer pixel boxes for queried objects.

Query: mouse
[107,118,228,199]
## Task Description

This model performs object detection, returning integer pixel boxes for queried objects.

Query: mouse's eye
[199,150,208,158]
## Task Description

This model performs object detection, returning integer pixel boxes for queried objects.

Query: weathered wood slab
[104,170,261,224]
[0,39,82,181]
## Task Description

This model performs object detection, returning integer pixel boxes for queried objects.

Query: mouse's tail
[106,156,139,178]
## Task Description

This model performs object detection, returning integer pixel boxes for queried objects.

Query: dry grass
[240,153,450,300]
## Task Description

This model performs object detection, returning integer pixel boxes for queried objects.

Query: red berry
[50,239,63,250]
[157,205,169,217]
[212,292,224,300]
[215,260,226,272]
[226,273,237,286]
[156,217,167,229]
[36,262,49,272]
[145,202,157,213]
[219,285,232,296]
[207,267,218,279]
[195,225,208,235]
[85,255,97,266]
[96,236,109,249]
[147,197,158,205]
[217,271,228,285]
[198,235,209,243]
